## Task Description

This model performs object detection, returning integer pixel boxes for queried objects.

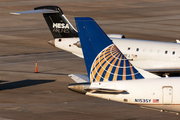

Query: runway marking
[5,107,31,113]
[0,117,14,120]
[0,51,82,66]
[63,109,91,115]
[0,57,81,66]
[0,51,64,58]
[0,52,77,60]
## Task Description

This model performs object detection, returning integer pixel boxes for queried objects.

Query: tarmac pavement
[0,0,180,119]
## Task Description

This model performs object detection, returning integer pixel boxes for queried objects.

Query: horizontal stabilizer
[10,5,79,38]
[72,53,83,58]
[135,67,161,79]
[10,9,59,15]
[86,88,127,93]
[68,74,89,83]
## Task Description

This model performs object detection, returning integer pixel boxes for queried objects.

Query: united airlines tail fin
[11,5,79,38]
[75,17,160,83]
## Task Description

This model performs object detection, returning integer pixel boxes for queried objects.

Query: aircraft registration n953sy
[11,6,180,76]
[68,17,180,114]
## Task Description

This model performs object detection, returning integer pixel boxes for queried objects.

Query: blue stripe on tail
[75,17,144,82]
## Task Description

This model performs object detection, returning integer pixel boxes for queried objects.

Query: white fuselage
[54,37,180,72]
[87,77,180,112]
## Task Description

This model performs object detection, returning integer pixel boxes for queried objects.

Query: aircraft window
[157,50,160,53]
[136,48,139,52]
[128,47,130,50]
[172,51,175,55]
[59,39,61,42]
[150,49,153,53]
[143,49,146,52]
[165,51,168,54]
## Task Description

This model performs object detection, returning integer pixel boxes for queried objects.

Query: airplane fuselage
[87,77,180,112]
[53,37,180,73]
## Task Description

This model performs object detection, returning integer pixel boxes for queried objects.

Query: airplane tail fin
[11,5,79,38]
[75,17,146,83]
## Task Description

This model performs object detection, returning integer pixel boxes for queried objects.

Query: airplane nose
[48,40,55,46]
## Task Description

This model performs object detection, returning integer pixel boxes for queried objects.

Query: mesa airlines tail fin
[11,5,79,38]
[75,17,160,83]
